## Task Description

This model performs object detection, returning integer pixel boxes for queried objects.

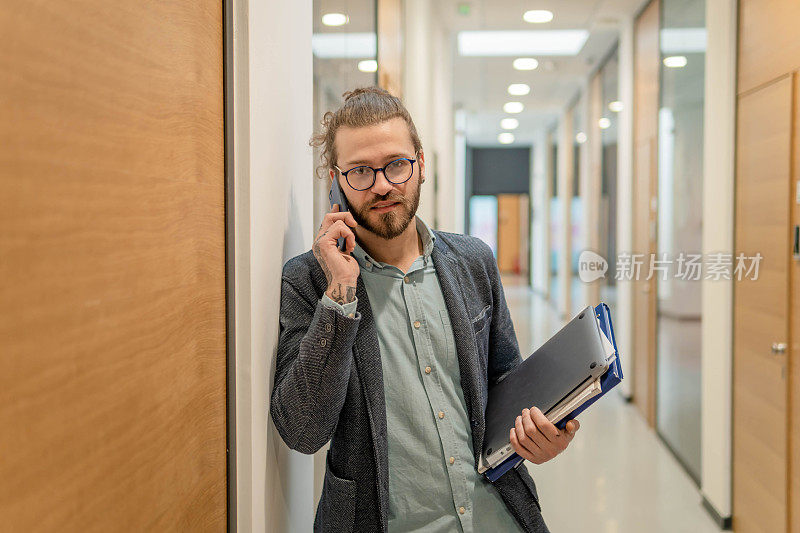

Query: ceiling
[436,0,649,145]
[311,0,650,146]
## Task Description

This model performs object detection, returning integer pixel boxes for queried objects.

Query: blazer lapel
[431,238,486,464]
[351,278,390,527]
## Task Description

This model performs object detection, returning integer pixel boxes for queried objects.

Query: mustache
[369,194,406,208]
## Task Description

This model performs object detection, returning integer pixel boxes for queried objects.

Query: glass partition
[655,0,706,484]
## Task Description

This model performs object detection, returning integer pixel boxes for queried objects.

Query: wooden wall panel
[733,75,792,533]
[738,0,800,95]
[0,1,227,530]
[791,71,800,533]
[632,0,660,427]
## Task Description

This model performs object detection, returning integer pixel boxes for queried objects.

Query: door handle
[772,342,787,354]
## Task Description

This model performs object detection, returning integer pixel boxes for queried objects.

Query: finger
[566,420,580,436]
[510,428,539,464]
[330,203,340,213]
[344,229,356,252]
[522,410,559,457]
[508,428,536,462]
[530,406,561,443]
[344,211,358,228]
[515,414,540,457]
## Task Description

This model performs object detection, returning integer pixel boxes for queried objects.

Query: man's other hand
[508,407,579,465]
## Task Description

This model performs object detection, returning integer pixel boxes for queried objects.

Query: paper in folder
[480,303,622,482]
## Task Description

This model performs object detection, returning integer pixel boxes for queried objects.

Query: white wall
[700,0,736,520]
[233,0,316,531]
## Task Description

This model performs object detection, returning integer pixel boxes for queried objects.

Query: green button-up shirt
[322,217,523,532]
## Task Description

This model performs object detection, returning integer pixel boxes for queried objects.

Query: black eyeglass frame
[334,157,417,191]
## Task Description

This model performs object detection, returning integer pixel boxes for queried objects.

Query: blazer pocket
[317,452,356,533]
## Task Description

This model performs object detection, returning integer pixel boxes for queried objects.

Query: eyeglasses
[334,157,417,191]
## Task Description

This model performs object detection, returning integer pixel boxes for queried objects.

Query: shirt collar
[352,216,436,271]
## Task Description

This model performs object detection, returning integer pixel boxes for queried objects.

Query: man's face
[331,117,424,240]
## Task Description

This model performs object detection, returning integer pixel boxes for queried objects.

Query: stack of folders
[482,303,622,482]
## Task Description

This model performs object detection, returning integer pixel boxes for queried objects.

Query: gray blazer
[270,230,550,533]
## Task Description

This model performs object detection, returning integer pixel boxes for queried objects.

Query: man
[270,87,579,532]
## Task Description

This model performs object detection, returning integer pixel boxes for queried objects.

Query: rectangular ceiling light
[457,30,589,56]
[660,28,706,54]
[312,32,376,58]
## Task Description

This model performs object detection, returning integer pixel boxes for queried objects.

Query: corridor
[503,275,721,533]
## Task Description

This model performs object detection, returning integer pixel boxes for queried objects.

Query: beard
[349,181,421,240]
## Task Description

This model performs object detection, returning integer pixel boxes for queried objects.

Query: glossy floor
[501,275,721,533]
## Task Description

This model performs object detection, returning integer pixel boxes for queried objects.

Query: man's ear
[417,151,426,184]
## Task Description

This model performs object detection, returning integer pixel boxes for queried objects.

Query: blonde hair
[310,86,422,180]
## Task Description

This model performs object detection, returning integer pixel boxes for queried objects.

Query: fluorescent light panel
[312,33,376,58]
[458,30,589,57]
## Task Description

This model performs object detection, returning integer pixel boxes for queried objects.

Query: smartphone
[329,176,350,251]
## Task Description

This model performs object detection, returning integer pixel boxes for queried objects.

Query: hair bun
[343,86,392,102]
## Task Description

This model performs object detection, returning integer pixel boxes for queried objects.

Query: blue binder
[484,303,622,483]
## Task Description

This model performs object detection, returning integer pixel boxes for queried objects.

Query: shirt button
[424,366,431,374]
[459,507,465,515]
[325,323,332,333]
[449,457,455,465]
[413,320,421,329]
[347,313,355,318]
[404,276,410,283]
[438,411,445,419]
[320,339,327,347]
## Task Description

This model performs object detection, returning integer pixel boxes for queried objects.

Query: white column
[431,23,456,232]
[403,0,434,224]
[700,0,737,520]
[453,109,467,234]
[233,0,315,531]
[557,108,574,318]
[531,129,551,295]
[580,74,603,308]
[615,17,635,399]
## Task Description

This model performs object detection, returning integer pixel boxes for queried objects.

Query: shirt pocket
[439,309,456,369]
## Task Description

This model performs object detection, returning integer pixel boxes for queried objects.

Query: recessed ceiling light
[663,55,687,68]
[523,10,554,23]
[501,118,519,130]
[358,59,377,72]
[508,83,530,96]
[312,33,376,58]
[498,132,515,144]
[322,13,349,26]
[458,30,589,56]
[513,57,539,71]
[503,101,524,114]
[575,132,587,144]
[608,100,624,112]
[598,117,611,129]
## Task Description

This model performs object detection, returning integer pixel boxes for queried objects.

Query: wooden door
[0,2,227,530]
[733,75,792,533]
[497,194,527,274]
[632,0,659,427]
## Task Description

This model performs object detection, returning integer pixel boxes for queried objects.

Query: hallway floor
[500,275,722,533]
